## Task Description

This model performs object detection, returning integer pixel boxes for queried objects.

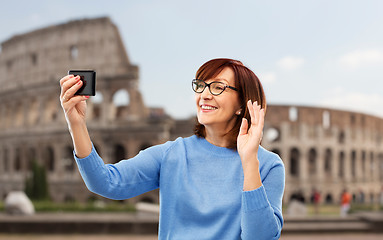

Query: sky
[1,0,383,119]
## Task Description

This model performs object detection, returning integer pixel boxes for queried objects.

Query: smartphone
[68,70,96,96]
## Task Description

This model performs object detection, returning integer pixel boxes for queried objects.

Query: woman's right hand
[60,75,90,127]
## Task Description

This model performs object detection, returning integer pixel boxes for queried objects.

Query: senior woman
[60,58,285,239]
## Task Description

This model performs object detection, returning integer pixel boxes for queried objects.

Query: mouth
[200,104,218,112]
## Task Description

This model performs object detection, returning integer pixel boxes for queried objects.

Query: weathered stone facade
[0,17,382,205]
[0,17,194,204]
[263,105,383,204]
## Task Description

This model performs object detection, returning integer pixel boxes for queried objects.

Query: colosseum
[0,17,382,206]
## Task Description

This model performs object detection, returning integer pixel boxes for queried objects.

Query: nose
[200,85,213,99]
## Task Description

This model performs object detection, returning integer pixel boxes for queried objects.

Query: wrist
[242,157,262,191]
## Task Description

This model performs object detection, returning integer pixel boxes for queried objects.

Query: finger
[258,108,265,130]
[59,74,75,87]
[62,95,89,109]
[253,101,260,126]
[61,79,83,103]
[257,109,265,141]
[238,118,248,136]
[247,100,256,125]
[60,75,81,98]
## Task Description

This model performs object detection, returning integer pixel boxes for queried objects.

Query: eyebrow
[210,78,229,84]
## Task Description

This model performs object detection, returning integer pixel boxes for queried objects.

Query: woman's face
[195,67,241,132]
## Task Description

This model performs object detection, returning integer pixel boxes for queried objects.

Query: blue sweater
[75,135,285,239]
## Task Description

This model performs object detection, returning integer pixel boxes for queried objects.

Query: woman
[60,58,285,239]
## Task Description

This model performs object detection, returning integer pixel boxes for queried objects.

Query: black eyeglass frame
[192,79,238,96]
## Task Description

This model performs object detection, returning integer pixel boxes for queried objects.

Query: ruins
[0,17,382,205]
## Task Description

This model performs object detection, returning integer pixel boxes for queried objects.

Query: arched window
[113,89,130,106]
[70,45,78,59]
[324,149,332,177]
[325,193,333,204]
[351,150,357,178]
[3,149,9,172]
[44,147,55,172]
[15,148,22,172]
[290,148,300,177]
[361,151,366,180]
[338,131,345,144]
[28,148,37,172]
[338,151,345,178]
[308,148,317,176]
[322,111,330,129]
[289,107,298,122]
[63,146,75,172]
[114,144,126,163]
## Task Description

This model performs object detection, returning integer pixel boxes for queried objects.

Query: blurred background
[0,0,383,239]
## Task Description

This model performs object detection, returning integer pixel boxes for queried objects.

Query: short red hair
[194,58,266,149]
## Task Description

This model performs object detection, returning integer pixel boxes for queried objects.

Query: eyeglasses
[192,79,238,96]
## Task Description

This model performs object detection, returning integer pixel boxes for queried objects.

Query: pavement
[1,211,383,239]
[1,233,383,240]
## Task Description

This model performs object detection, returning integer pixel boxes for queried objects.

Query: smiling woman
[194,58,266,149]
[60,57,285,240]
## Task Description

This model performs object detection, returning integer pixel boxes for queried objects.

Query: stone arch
[90,91,103,120]
[265,127,281,142]
[14,147,22,172]
[113,89,131,119]
[322,111,331,129]
[361,151,366,180]
[324,148,332,178]
[70,45,78,59]
[113,89,130,106]
[379,153,383,181]
[325,193,333,204]
[290,148,300,177]
[308,148,317,176]
[289,107,298,122]
[43,146,55,172]
[27,147,37,171]
[27,98,39,126]
[338,151,345,179]
[369,152,374,177]
[45,95,59,123]
[351,150,357,178]
[113,144,126,163]
[338,131,345,144]
[63,146,75,172]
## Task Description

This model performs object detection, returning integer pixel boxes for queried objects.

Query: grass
[283,203,383,217]
[0,200,136,213]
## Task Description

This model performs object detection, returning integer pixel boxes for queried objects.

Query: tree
[25,160,50,201]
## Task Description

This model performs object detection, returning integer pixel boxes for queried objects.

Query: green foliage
[24,160,50,201]
[32,200,136,212]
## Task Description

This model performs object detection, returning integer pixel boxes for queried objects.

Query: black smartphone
[68,70,96,96]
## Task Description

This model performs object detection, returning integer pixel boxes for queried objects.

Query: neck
[204,127,231,148]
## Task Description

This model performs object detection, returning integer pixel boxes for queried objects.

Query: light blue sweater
[75,135,285,239]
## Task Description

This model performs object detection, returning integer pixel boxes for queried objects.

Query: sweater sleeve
[74,143,167,200]
[240,160,285,240]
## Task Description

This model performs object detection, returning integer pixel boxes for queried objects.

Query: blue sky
[1,0,383,119]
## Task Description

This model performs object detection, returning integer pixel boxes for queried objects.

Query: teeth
[201,105,217,110]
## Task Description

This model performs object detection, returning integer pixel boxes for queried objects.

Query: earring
[236,110,242,115]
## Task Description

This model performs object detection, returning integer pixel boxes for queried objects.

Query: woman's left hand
[237,100,265,170]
